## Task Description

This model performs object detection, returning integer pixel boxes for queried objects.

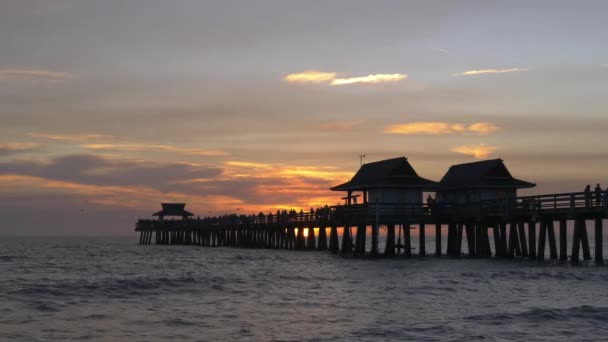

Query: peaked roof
[439,159,535,191]
[331,157,438,191]
[153,203,194,217]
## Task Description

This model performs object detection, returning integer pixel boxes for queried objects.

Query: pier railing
[136,191,607,232]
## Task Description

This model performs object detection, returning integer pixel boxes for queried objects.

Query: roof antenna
[359,154,366,166]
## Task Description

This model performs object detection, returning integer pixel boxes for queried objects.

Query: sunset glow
[384,122,499,135]
[1,1,606,235]
[449,144,498,159]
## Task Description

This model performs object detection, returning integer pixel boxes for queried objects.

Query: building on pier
[153,203,195,220]
[437,159,535,204]
[330,157,438,214]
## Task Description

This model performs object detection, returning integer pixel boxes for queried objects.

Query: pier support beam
[465,223,476,257]
[329,226,339,253]
[404,224,411,257]
[435,224,442,256]
[385,224,395,256]
[528,222,537,259]
[307,227,316,250]
[419,224,426,256]
[595,218,603,264]
[341,225,353,254]
[548,220,558,259]
[317,226,328,251]
[559,219,567,261]
[517,222,528,258]
[354,225,366,257]
[370,224,379,257]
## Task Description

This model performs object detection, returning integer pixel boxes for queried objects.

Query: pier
[135,157,608,264]
[135,192,608,264]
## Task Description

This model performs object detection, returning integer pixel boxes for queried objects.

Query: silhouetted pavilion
[437,159,535,203]
[331,157,438,206]
[153,203,194,220]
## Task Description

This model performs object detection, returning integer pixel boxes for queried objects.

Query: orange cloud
[384,122,466,135]
[0,68,73,82]
[284,70,337,84]
[452,68,528,76]
[467,122,500,135]
[384,122,500,135]
[449,144,498,159]
[0,142,41,155]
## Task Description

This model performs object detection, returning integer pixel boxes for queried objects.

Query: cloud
[0,154,351,215]
[284,71,407,86]
[320,120,365,132]
[83,143,229,156]
[331,73,407,85]
[384,122,499,135]
[284,70,337,84]
[452,68,528,77]
[29,132,229,157]
[29,132,115,142]
[0,68,73,83]
[0,154,223,191]
[0,143,42,156]
[466,122,500,134]
[449,144,498,159]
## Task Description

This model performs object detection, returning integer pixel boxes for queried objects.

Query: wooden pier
[135,192,608,264]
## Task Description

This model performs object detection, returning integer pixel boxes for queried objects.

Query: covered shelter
[437,159,535,204]
[331,157,438,209]
[153,203,195,220]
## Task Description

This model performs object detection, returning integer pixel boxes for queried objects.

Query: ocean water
[1,236,608,341]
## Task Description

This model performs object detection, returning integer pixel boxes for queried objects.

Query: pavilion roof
[152,203,195,217]
[331,157,438,192]
[439,159,535,191]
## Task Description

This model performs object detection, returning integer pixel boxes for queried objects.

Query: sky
[1,0,607,235]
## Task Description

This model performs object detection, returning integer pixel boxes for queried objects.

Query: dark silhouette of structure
[437,159,535,204]
[135,157,608,264]
[330,157,437,206]
[153,203,194,220]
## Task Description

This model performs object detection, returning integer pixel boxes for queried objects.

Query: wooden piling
[559,219,567,261]
[435,223,442,256]
[595,217,603,264]
[528,221,537,259]
[370,224,379,257]
[385,224,395,256]
[404,224,411,257]
[317,226,328,251]
[354,225,366,257]
[341,225,353,254]
[419,224,426,256]
[307,227,316,250]
[465,223,476,257]
[547,220,558,259]
[329,225,339,253]
[537,221,547,260]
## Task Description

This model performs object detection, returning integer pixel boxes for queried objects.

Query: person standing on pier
[595,184,602,206]
[584,184,592,207]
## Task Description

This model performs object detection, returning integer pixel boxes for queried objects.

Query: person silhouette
[584,184,592,207]
[595,184,602,206]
